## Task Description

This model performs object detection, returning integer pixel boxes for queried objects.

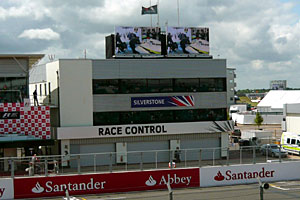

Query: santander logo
[145,174,192,186]
[213,168,275,182]
[214,171,225,181]
[32,182,44,193]
[145,176,157,186]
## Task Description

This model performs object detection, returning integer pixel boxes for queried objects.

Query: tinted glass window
[93,80,119,94]
[291,139,296,145]
[174,79,199,92]
[120,79,147,93]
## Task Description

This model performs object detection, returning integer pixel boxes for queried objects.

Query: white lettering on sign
[145,174,192,187]
[133,99,165,105]
[31,178,106,193]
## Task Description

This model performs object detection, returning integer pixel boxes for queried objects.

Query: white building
[227,68,236,107]
[29,58,234,167]
[232,90,300,125]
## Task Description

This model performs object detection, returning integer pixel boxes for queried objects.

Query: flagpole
[157,0,159,26]
[150,0,152,27]
[177,0,180,26]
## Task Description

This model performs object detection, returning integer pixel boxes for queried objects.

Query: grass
[237,96,259,107]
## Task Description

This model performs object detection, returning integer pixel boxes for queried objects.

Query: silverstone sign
[131,96,194,108]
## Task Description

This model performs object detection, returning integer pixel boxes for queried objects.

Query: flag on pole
[142,5,158,15]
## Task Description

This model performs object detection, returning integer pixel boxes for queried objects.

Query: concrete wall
[59,59,93,127]
[92,59,227,79]
[232,113,283,125]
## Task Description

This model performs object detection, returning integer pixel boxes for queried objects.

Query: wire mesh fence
[0,145,297,178]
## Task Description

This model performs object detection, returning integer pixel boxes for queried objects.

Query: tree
[254,112,263,129]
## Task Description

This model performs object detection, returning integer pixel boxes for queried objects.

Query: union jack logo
[169,96,195,107]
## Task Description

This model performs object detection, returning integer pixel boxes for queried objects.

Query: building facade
[0,54,56,171]
[226,68,236,107]
[30,58,233,167]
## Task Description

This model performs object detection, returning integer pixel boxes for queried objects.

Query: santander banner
[200,161,300,187]
[14,168,199,199]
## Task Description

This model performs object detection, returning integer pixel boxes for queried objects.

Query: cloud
[18,28,60,40]
[0,0,300,89]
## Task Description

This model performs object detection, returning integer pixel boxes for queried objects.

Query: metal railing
[0,145,296,178]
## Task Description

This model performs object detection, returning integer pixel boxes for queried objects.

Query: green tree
[254,112,263,129]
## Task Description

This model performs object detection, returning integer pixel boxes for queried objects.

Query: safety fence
[0,145,298,178]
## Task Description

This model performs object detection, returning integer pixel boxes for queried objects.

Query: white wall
[46,61,60,106]
[200,161,300,187]
[59,59,93,127]
[232,113,283,125]
[286,116,300,133]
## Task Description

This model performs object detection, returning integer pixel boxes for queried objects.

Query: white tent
[258,90,300,112]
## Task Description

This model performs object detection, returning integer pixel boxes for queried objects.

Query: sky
[0,0,300,89]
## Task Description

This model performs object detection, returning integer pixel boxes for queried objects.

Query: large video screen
[167,27,209,55]
[115,26,161,55]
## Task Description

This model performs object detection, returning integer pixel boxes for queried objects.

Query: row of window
[93,78,226,94]
[34,83,51,97]
[0,77,27,103]
[93,108,227,126]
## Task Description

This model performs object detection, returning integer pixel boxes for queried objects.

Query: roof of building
[0,54,44,59]
[258,90,300,109]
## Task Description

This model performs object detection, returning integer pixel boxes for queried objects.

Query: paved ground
[30,180,300,200]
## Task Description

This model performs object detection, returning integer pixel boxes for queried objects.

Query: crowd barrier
[1,161,300,199]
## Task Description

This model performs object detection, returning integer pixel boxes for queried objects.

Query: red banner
[14,168,199,199]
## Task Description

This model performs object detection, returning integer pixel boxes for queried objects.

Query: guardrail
[0,145,297,178]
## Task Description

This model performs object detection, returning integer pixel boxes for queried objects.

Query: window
[159,79,173,92]
[174,79,199,92]
[200,78,215,92]
[93,108,227,126]
[48,82,51,103]
[40,84,42,96]
[287,138,290,144]
[93,78,226,94]
[291,139,296,145]
[44,83,47,96]
[93,80,119,94]
[120,79,147,93]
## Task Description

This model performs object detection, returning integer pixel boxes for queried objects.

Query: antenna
[84,49,87,59]
[48,54,55,61]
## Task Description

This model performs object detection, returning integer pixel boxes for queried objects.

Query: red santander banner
[14,168,199,199]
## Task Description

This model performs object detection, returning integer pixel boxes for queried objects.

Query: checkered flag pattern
[0,103,51,139]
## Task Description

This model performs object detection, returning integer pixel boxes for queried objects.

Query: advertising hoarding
[131,96,194,108]
[58,121,233,140]
[14,168,199,199]
[167,27,209,55]
[0,178,14,200]
[200,162,300,187]
[115,26,161,55]
[0,103,51,139]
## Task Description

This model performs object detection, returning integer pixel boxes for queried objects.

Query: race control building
[29,57,233,167]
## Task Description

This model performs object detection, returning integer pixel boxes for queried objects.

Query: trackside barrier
[0,178,14,200]
[200,161,300,187]
[3,145,297,178]
[13,168,199,199]
[5,161,300,199]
